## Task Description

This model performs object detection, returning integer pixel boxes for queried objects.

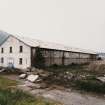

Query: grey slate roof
[0,30,97,54]
[0,30,9,45]
[12,35,97,54]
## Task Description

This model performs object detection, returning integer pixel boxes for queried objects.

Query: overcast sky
[0,0,105,52]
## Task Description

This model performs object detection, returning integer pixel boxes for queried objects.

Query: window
[1,48,4,53]
[19,58,22,65]
[10,47,12,53]
[19,46,23,53]
[1,57,4,63]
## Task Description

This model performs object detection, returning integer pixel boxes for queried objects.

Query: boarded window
[1,57,4,63]
[19,58,22,65]
[10,47,12,53]
[1,48,4,53]
[20,46,23,53]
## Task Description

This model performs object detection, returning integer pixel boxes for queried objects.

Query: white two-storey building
[0,31,97,69]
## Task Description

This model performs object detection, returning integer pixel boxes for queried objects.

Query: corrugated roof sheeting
[12,35,96,54]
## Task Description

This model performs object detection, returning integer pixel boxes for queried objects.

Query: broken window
[1,57,4,63]
[1,48,4,53]
[20,46,23,53]
[10,47,12,53]
[19,58,22,65]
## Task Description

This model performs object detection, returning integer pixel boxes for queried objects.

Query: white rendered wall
[0,36,31,69]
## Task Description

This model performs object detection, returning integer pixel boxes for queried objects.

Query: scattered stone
[26,67,32,72]
[27,74,39,82]
[80,75,86,79]
[19,74,27,79]
[29,84,41,89]
[24,81,40,89]
[40,73,50,77]
[66,71,69,74]
[31,67,36,72]
[24,81,47,89]
[0,69,6,72]
[65,88,72,92]
[17,84,32,91]
[40,83,48,89]
[36,79,43,83]
[30,89,46,96]
[97,77,105,82]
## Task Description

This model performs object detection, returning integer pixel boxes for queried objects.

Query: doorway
[7,57,14,68]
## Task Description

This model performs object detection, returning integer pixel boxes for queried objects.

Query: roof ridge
[10,34,96,54]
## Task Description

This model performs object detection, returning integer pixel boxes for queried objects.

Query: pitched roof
[0,30,10,45]
[0,30,96,54]
[11,35,96,54]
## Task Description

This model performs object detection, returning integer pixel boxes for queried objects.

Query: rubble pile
[27,75,39,82]
[18,67,99,89]
[18,68,51,89]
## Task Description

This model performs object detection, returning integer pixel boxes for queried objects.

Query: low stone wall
[88,60,105,73]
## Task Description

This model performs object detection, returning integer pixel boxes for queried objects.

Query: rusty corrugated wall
[31,48,97,66]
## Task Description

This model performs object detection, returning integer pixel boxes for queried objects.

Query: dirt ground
[3,74,105,105]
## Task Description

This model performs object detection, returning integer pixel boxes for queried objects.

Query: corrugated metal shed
[11,35,96,54]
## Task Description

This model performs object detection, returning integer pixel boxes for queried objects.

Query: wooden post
[62,51,65,65]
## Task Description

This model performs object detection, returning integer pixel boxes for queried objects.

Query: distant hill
[0,30,10,45]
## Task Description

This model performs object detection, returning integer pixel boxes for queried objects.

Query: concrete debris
[24,81,40,89]
[23,81,47,89]
[97,77,105,82]
[31,67,37,72]
[36,79,43,83]
[0,69,6,73]
[19,74,27,79]
[39,83,48,89]
[27,74,39,83]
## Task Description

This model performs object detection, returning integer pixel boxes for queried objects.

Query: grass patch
[74,79,105,94]
[46,64,86,74]
[0,89,60,105]
[45,64,105,94]
[0,76,17,89]
[0,76,62,105]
